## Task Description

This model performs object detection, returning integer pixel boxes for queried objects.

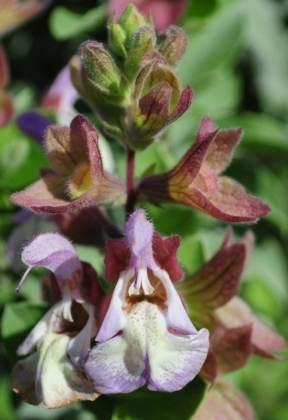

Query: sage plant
[10,4,286,417]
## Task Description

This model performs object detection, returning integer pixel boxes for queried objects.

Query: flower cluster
[10,3,286,417]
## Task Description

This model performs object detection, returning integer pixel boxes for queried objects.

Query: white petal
[157,269,198,334]
[36,333,98,408]
[96,274,128,342]
[148,327,209,392]
[68,304,96,366]
[17,306,54,356]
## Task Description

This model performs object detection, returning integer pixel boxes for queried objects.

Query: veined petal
[210,325,253,374]
[188,177,270,223]
[152,233,182,282]
[215,297,287,358]
[205,128,242,174]
[139,119,270,224]
[194,380,255,420]
[12,115,126,214]
[178,229,252,316]
[86,301,209,393]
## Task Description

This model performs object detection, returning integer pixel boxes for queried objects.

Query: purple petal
[125,209,157,271]
[86,333,146,394]
[21,233,80,278]
[19,233,82,301]
[17,112,52,145]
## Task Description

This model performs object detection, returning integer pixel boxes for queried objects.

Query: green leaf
[0,123,47,190]
[0,274,15,305]
[0,378,16,420]
[186,0,218,18]
[112,378,206,420]
[220,113,288,155]
[167,67,241,150]
[75,245,104,273]
[242,0,288,116]
[1,302,47,362]
[179,229,225,273]
[256,168,288,233]
[49,6,106,40]
[1,302,46,339]
[244,239,288,304]
[180,1,243,86]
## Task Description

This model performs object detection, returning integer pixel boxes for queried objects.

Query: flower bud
[119,4,147,38]
[69,55,86,98]
[123,62,192,150]
[158,25,187,65]
[80,41,122,98]
[108,21,127,58]
[125,26,156,78]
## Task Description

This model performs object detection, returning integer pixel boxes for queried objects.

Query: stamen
[16,266,32,294]
[62,300,73,323]
[128,268,155,296]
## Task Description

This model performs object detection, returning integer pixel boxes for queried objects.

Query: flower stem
[125,148,136,217]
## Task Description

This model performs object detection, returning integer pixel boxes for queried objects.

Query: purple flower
[12,233,101,407]
[85,209,209,393]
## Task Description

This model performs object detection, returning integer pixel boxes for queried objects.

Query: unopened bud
[80,41,121,96]
[69,55,85,97]
[158,26,187,65]
[125,26,155,78]
[119,4,147,38]
[108,21,127,58]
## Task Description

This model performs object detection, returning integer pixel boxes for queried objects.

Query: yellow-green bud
[80,41,121,96]
[119,4,147,38]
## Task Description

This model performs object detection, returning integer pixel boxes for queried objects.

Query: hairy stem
[125,148,136,217]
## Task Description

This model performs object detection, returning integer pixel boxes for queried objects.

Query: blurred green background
[1,0,288,419]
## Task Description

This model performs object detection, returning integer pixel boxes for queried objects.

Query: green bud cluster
[70,4,189,151]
